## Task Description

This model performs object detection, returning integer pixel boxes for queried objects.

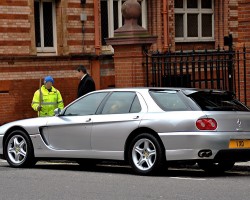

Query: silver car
[1,88,250,175]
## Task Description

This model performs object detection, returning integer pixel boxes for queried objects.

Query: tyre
[4,130,36,168]
[198,160,235,174]
[128,133,167,175]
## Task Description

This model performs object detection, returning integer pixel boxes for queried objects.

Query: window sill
[175,38,215,43]
[101,45,114,54]
[36,52,57,56]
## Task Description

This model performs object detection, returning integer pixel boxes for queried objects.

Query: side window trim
[95,92,113,114]
[129,94,142,113]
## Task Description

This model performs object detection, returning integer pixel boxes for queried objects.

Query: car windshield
[149,90,189,111]
[187,91,250,111]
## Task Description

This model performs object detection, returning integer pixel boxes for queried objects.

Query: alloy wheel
[7,135,27,165]
[132,138,157,171]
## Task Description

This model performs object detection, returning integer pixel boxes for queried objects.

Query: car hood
[0,117,50,135]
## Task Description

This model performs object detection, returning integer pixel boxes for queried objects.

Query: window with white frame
[34,0,57,53]
[101,0,147,45]
[174,0,214,42]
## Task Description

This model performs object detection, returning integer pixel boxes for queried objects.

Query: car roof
[96,87,229,94]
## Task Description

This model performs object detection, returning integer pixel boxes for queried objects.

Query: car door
[91,91,147,154]
[44,92,109,150]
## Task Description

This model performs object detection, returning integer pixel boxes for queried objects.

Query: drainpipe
[91,0,101,89]
[162,0,169,52]
[94,0,100,55]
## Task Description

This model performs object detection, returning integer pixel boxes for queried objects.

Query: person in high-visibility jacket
[31,76,64,117]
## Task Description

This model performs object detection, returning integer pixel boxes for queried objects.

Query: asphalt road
[0,160,250,200]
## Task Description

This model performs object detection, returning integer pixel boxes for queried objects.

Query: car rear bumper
[159,132,250,161]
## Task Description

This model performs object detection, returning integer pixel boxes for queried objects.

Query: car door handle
[85,118,91,122]
[133,116,139,119]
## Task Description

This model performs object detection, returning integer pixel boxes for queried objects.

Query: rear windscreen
[149,90,189,111]
[188,91,250,111]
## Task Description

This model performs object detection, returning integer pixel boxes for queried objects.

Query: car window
[130,95,142,113]
[149,90,189,111]
[64,92,108,116]
[101,92,140,114]
[188,91,250,111]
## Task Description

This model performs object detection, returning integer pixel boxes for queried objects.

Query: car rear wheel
[4,130,36,168]
[198,160,235,174]
[128,133,166,175]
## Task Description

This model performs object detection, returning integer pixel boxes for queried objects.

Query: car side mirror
[54,108,61,116]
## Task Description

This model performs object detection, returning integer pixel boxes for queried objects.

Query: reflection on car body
[1,87,250,175]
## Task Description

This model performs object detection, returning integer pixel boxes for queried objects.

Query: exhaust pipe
[198,149,212,158]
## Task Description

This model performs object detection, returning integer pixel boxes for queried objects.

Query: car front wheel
[128,133,166,175]
[4,130,35,168]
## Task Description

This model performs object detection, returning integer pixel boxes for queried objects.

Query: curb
[1,159,250,168]
[234,161,250,166]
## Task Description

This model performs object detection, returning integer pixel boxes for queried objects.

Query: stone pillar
[105,0,157,88]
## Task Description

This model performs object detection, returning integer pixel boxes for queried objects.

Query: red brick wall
[66,1,96,54]
[0,0,31,55]
[0,78,78,125]
[238,1,250,105]
[161,0,234,51]
[1,0,250,124]
[0,63,115,125]
[0,0,98,56]
[0,56,114,125]
[0,58,79,124]
[100,58,115,88]
[0,0,115,124]
[112,45,146,88]
[228,0,238,44]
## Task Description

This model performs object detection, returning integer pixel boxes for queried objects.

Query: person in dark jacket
[76,65,96,98]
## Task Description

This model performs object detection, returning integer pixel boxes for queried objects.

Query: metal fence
[144,46,249,106]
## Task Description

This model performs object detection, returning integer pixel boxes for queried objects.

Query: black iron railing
[144,46,249,106]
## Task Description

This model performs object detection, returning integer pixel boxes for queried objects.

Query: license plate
[229,139,250,148]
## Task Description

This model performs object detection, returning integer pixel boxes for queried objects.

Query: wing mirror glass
[54,108,61,116]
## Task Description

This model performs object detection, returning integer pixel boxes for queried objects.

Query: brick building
[0,0,249,124]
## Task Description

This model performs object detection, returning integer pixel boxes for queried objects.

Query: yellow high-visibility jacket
[31,85,64,117]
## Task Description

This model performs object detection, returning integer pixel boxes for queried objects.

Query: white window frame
[102,0,147,42]
[175,0,214,42]
[35,0,57,53]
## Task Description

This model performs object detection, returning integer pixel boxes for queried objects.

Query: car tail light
[196,118,217,130]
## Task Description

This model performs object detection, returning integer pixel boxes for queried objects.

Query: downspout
[94,0,100,55]
[162,0,169,52]
[92,0,101,89]
[218,0,224,47]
